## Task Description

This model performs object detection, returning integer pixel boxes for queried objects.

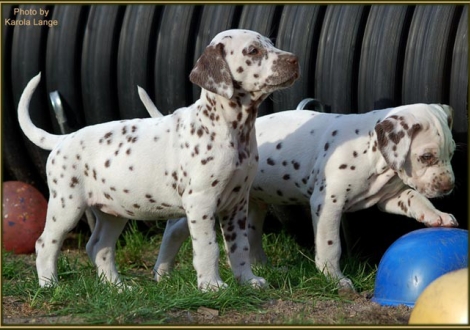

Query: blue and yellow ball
[372,227,468,307]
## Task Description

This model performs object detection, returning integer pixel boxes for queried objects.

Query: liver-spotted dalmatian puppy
[149,101,458,291]
[17,29,299,291]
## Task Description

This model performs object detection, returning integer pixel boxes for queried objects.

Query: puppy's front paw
[439,212,459,227]
[198,279,228,292]
[338,277,356,294]
[244,276,268,289]
[421,211,459,227]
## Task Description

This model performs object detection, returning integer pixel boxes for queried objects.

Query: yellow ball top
[409,268,468,324]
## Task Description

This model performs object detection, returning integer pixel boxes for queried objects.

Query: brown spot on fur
[230,243,238,253]
[70,177,79,188]
[389,130,405,144]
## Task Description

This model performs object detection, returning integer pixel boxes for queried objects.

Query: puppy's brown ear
[375,114,421,171]
[190,43,234,99]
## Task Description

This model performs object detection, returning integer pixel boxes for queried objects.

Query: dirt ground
[165,294,412,325]
[3,289,412,325]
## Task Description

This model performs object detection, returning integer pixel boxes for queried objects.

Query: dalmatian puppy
[17,29,299,291]
[150,101,458,291]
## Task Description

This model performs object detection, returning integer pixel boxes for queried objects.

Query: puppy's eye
[247,47,260,55]
[419,153,434,163]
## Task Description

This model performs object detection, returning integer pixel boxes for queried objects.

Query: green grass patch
[2,222,377,325]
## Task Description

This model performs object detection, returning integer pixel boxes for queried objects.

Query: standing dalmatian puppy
[17,29,299,291]
[152,102,458,291]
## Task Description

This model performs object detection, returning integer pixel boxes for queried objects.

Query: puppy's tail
[137,85,164,118]
[17,72,62,150]
[296,98,325,112]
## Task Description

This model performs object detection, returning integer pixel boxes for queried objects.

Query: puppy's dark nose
[288,55,298,65]
[287,55,300,78]
[440,181,454,194]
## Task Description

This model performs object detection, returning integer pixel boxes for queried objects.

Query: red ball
[2,181,47,254]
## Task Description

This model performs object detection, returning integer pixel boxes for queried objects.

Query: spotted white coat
[17,29,299,291]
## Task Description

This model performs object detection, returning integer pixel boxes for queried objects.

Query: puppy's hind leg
[310,196,354,292]
[36,199,86,287]
[247,201,268,265]
[153,218,190,282]
[86,208,128,286]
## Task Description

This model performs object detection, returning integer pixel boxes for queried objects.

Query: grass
[2,221,377,325]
